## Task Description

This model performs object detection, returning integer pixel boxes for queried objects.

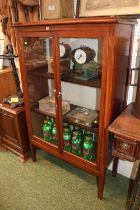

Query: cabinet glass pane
[23,37,58,145]
[59,38,103,162]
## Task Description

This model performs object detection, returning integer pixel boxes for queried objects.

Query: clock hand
[78,54,82,59]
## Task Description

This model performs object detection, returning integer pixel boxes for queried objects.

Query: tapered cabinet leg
[112,157,119,177]
[97,174,105,199]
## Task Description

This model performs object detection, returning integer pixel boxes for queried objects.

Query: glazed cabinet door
[21,34,60,151]
[19,30,108,165]
[57,31,108,166]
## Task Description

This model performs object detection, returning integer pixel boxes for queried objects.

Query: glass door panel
[23,37,58,146]
[59,37,103,162]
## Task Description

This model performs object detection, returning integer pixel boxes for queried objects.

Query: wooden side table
[0,103,30,162]
[108,103,140,209]
[109,103,140,173]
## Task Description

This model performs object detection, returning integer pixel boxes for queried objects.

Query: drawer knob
[122,143,129,150]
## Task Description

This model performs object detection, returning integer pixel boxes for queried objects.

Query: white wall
[0,23,9,68]
[61,82,100,110]
[108,160,134,178]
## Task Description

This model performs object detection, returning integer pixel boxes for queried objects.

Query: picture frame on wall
[78,0,140,17]
[0,39,5,69]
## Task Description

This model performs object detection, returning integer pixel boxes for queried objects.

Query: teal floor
[0,150,129,210]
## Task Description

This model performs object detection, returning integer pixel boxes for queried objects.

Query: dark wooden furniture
[14,17,134,199]
[0,103,30,162]
[0,68,17,102]
[109,103,140,175]
[108,103,140,209]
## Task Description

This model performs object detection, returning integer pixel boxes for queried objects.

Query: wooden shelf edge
[31,103,99,133]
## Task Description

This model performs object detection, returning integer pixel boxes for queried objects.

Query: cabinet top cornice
[13,17,136,27]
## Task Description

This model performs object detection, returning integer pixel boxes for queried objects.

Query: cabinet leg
[97,174,105,200]
[30,145,36,162]
[112,157,119,177]
[18,152,30,162]
[96,177,99,185]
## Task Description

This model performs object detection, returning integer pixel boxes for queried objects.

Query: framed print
[79,0,140,17]
[0,39,5,69]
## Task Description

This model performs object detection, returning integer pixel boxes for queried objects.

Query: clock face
[74,49,87,64]
[59,44,66,58]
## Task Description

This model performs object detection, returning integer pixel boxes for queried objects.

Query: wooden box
[41,0,74,19]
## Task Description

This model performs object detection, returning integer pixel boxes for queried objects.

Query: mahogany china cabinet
[14,17,134,199]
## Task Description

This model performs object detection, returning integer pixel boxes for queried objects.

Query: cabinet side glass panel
[59,38,103,162]
[23,37,58,146]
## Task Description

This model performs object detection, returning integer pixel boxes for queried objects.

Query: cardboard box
[41,0,74,19]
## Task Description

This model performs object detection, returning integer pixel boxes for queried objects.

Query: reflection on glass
[23,37,58,145]
[59,38,103,162]
[59,43,71,73]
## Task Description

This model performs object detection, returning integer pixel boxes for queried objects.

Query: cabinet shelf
[31,102,99,133]
[61,72,101,88]
[27,70,54,79]
[32,136,97,164]
[27,69,101,88]
[63,149,97,163]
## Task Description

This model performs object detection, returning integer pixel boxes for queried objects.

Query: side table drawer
[113,136,137,161]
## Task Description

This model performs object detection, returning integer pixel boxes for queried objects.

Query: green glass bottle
[83,136,93,160]
[42,118,53,142]
[84,130,98,142]
[72,126,82,137]
[63,127,71,152]
[42,120,48,140]
[47,117,54,127]
[84,130,93,139]
[71,133,82,155]
[63,122,69,128]
[73,126,82,133]
[52,123,57,145]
